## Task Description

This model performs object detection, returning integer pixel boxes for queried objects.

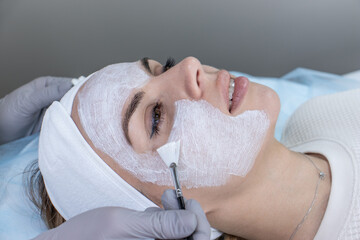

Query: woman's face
[72,56,280,208]
[124,57,279,153]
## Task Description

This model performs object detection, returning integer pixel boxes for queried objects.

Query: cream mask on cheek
[166,99,270,188]
[77,62,270,188]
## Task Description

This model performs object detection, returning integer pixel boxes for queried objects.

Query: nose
[176,57,203,100]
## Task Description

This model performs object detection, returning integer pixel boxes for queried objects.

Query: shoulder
[282,89,360,239]
[281,88,360,147]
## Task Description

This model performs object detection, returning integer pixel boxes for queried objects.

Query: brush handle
[170,164,193,240]
[177,195,186,210]
[177,196,193,240]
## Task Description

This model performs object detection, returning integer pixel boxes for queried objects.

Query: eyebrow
[122,91,145,145]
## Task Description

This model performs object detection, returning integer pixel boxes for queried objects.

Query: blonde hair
[26,160,65,229]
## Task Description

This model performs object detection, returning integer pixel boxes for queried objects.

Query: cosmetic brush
[157,140,185,209]
[157,140,193,240]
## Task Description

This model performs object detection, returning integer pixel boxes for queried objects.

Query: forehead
[72,60,152,144]
[87,61,148,86]
[74,61,150,104]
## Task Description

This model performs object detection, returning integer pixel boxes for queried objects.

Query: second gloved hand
[33,190,210,240]
[0,76,72,145]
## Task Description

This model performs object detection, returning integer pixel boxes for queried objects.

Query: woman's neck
[208,139,332,240]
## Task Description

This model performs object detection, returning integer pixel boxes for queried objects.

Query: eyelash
[162,57,176,73]
[149,57,176,139]
[150,102,164,138]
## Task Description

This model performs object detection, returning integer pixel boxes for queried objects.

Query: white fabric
[281,88,360,239]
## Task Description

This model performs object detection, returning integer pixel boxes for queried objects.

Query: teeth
[229,78,235,100]
[229,78,235,110]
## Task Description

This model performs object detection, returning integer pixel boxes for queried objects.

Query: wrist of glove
[0,76,72,145]
[33,190,210,240]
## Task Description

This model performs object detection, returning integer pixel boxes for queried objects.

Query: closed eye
[141,57,176,76]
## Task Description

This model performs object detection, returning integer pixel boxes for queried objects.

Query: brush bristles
[156,140,181,167]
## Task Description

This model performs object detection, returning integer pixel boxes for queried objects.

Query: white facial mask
[167,99,270,188]
[78,61,171,184]
[78,62,270,188]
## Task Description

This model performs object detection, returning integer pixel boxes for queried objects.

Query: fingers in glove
[32,80,72,110]
[33,76,72,88]
[145,207,163,213]
[29,107,47,134]
[162,189,181,210]
[162,190,211,239]
[133,208,197,239]
[43,77,73,88]
[184,200,211,240]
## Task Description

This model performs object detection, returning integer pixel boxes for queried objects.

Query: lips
[217,70,231,110]
[230,76,249,113]
[217,70,249,114]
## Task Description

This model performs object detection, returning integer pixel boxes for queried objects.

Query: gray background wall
[1,0,360,98]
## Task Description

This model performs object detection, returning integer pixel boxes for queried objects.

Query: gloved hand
[33,189,210,240]
[160,189,211,239]
[0,76,72,145]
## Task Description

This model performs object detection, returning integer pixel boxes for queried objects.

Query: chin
[233,81,280,130]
